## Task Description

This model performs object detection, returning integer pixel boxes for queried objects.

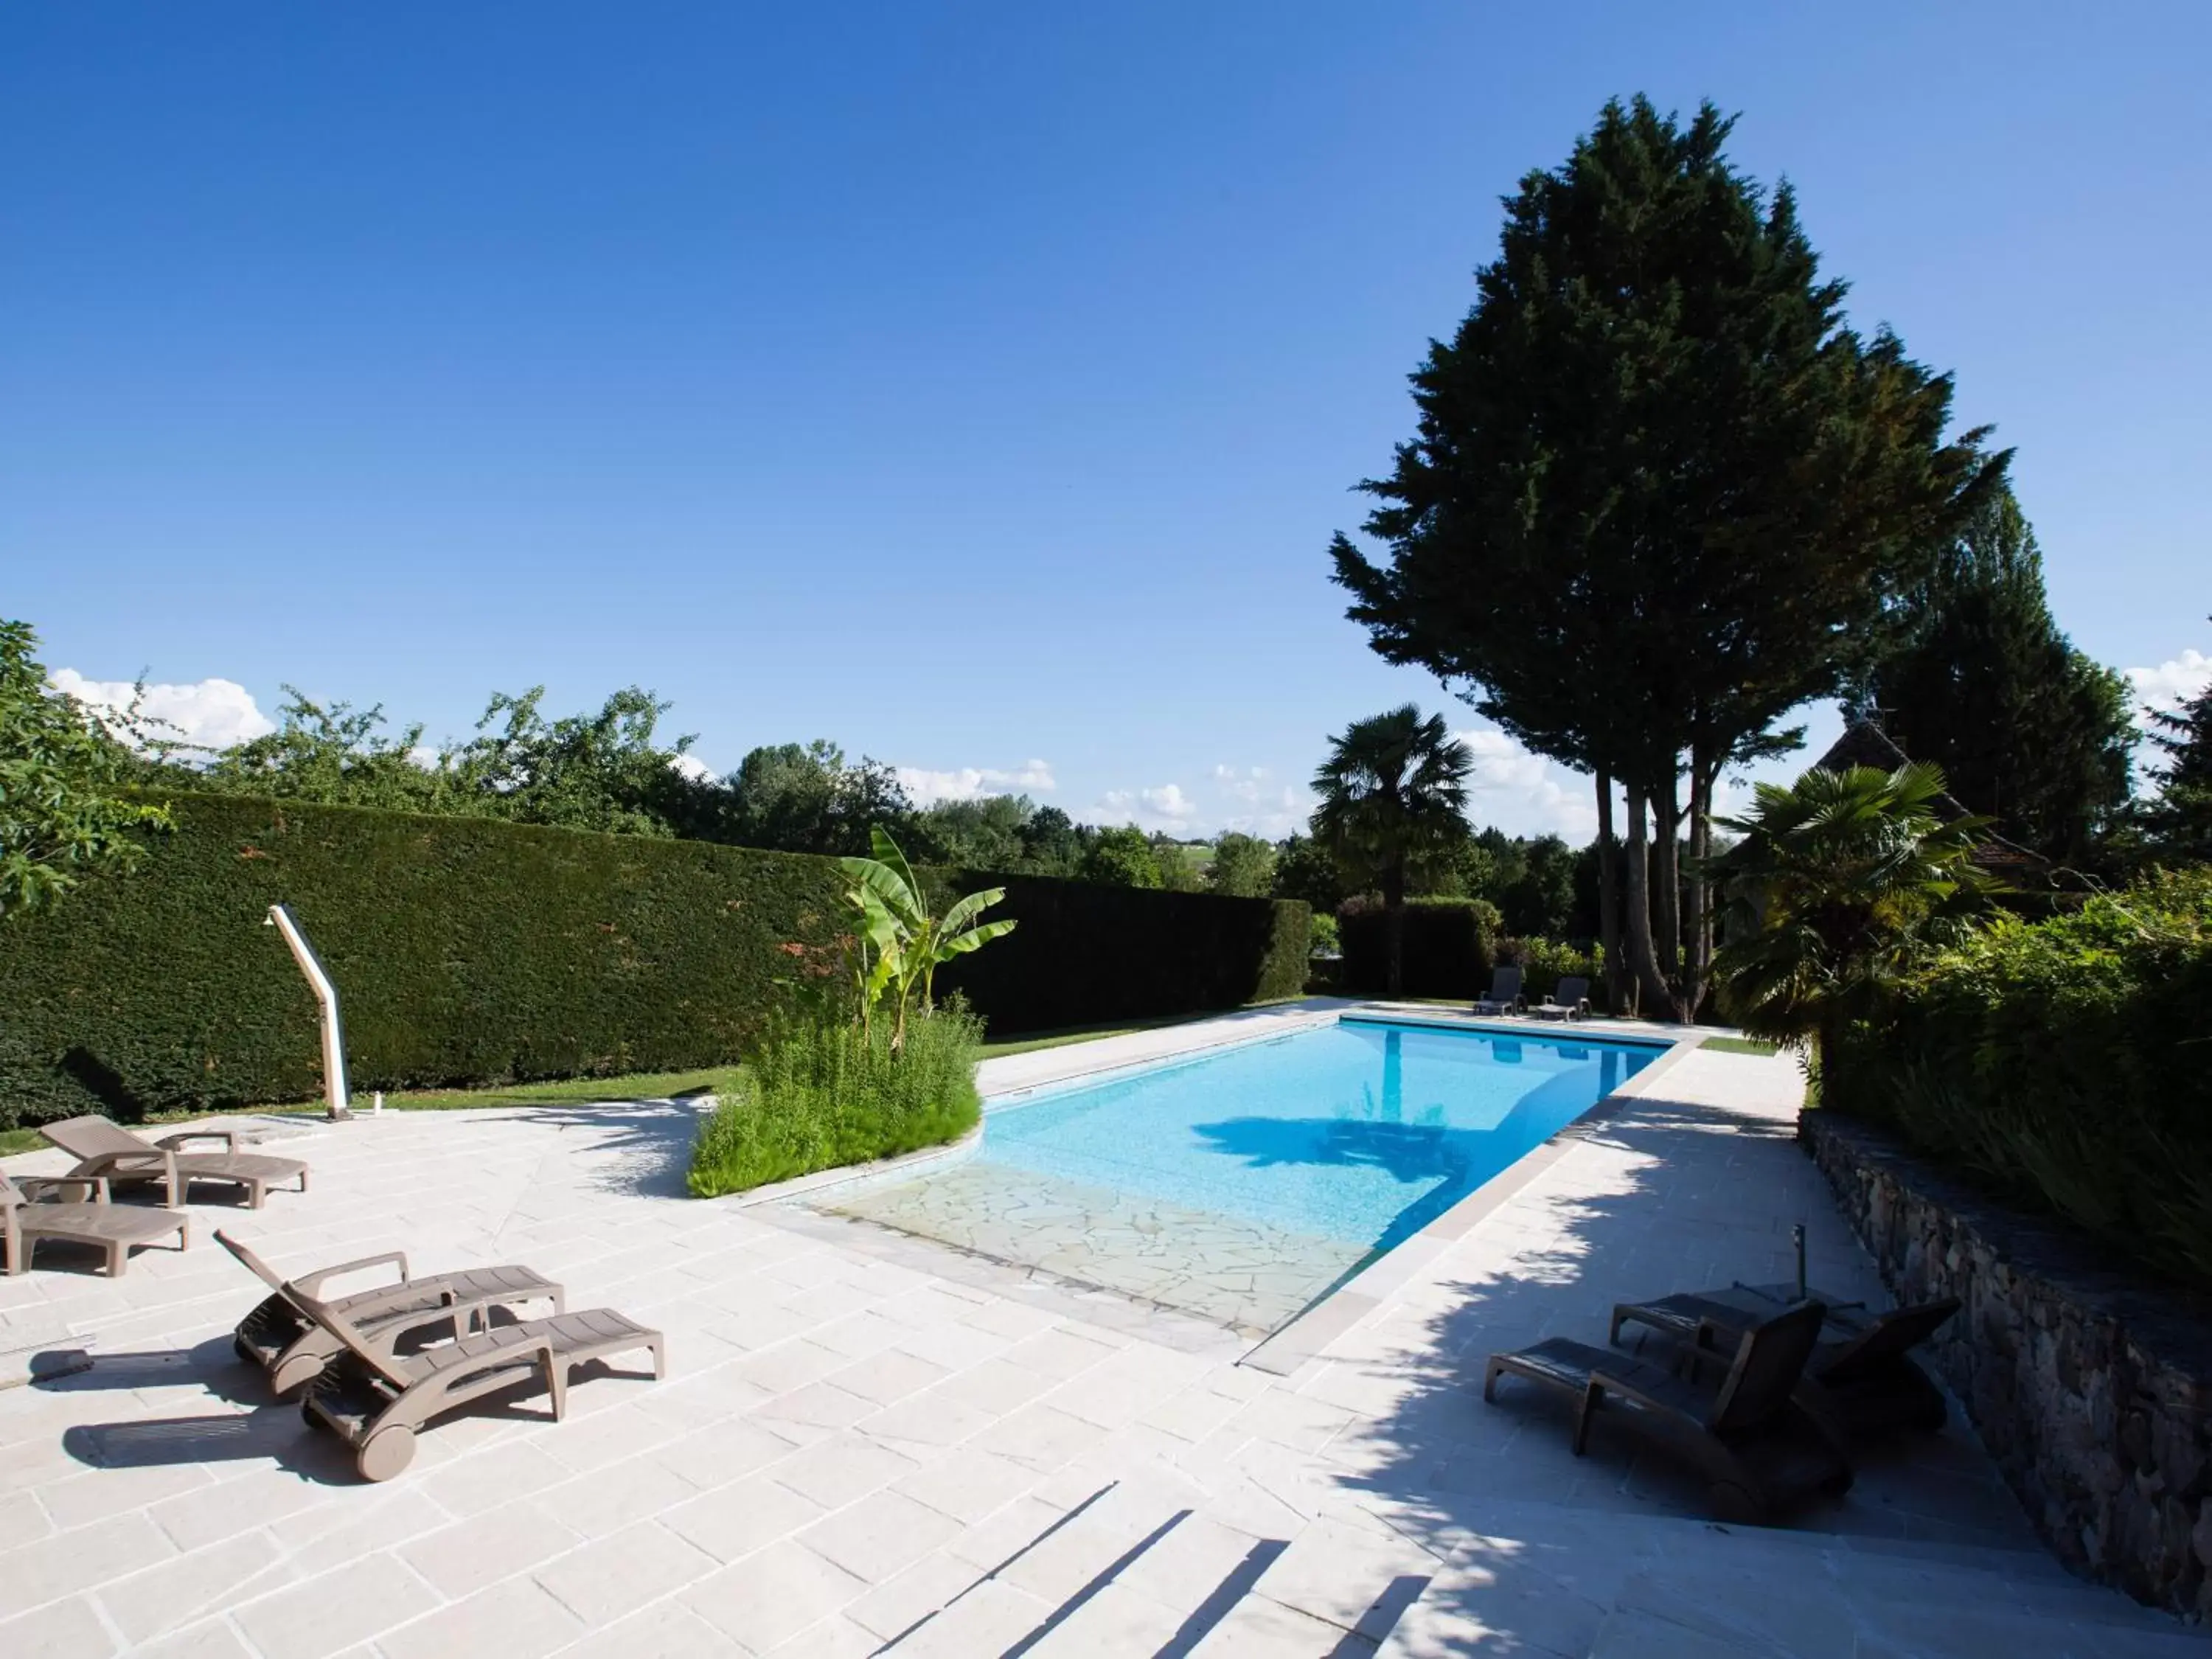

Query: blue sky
[8,3,2208,840]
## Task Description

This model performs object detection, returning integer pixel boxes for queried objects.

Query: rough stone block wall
[1801,1111,2212,1621]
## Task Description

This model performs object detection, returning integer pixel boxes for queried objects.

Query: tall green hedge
[1337,898,1498,998]
[934,872,1308,1029]
[0,793,1307,1127]
[1823,868,2212,1290]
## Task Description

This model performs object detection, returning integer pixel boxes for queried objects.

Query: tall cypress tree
[1331,97,2001,1018]
[1865,487,2135,869]
[2143,619,2212,864]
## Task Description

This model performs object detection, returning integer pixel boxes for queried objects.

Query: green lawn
[1700,1034,1781,1056]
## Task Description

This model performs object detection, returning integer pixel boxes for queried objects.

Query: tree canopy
[0,621,170,919]
[1207,832,1277,898]
[1329,95,2004,1017]
[2141,616,2212,865]
[1861,484,2135,870]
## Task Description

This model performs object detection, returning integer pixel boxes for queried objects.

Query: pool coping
[1238,1022,1711,1375]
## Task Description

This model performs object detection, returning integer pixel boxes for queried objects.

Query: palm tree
[1704,762,1996,1074]
[1311,706,1473,997]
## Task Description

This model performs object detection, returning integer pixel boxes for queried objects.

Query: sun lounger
[1530,975,1591,1021]
[1,1170,189,1276]
[41,1116,309,1208]
[1472,965,1524,1017]
[215,1230,661,1480]
[1483,1299,1851,1523]
[1610,1287,1959,1436]
[218,1231,565,1395]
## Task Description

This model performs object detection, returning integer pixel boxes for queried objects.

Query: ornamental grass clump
[686,826,1009,1197]
[686,1003,982,1197]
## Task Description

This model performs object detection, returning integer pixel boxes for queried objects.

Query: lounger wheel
[357,1425,417,1482]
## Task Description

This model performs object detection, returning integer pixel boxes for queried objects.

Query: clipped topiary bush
[1823,868,2212,1288]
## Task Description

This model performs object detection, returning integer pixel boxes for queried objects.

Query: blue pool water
[980,1018,1658,1254]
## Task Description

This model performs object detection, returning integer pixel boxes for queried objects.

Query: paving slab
[0,1009,2194,1656]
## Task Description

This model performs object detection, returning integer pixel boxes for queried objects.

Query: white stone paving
[1,1006,2200,1656]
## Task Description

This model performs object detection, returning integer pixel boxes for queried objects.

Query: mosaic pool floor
[817,1160,1363,1337]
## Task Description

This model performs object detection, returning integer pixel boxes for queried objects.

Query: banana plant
[839,826,1016,1051]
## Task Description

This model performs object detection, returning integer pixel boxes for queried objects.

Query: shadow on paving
[1242,1085,2097,1649]
[507,1097,712,1199]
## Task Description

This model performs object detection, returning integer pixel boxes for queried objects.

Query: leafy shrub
[0,793,1313,1128]
[1308,912,1340,956]
[1823,868,2212,1288]
[1336,896,1499,997]
[687,1005,981,1197]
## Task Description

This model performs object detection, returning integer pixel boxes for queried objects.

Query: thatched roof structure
[1812,718,2050,874]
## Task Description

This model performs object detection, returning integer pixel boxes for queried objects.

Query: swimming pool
[823,1017,1660,1335]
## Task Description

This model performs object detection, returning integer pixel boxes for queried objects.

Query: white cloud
[897,758,1057,807]
[2128,649,2211,728]
[50,669,275,751]
[1455,727,1596,841]
[668,752,716,782]
[1142,784,1197,822]
[1093,782,1201,831]
[1210,764,1276,806]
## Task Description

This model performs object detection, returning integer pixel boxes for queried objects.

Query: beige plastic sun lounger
[215,1230,663,1481]
[218,1231,565,1395]
[1,1170,189,1276]
[1484,1299,1851,1523]
[42,1116,309,1208]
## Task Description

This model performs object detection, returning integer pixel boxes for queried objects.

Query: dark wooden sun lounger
[1530,975,1591,1021]
[1,1171,189,1276]
[215,1230,662,1481]
[41,1116,309,1208]
[1610,1287,1959,1436]
[1484,1299,1851,1523]
[218,1231,565,1395]
[1472,965,1524,1016]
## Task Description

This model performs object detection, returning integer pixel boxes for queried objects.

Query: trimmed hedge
[933,872,1309,1029]
[1337,898,1497,998]
[1822,868,2212,1290]
[0,793,1308,1127]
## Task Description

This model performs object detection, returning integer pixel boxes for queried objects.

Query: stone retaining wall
[1801,1110,2212,1621]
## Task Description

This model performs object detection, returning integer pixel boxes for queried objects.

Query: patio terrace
[1,1004,2197,1658]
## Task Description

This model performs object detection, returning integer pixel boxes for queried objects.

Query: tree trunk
[1594,768,1627,1015]
[1621,793,1677,1018]
[1652,775,1682,987]
[1382,857,1406,999]
[1682,750,1717,1021]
